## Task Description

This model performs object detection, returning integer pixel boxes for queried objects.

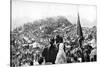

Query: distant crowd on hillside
[10,16,97,67]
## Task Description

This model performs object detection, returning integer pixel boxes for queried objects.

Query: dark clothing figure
[42,38,58,64]
[29,61,33,66]
[82,45,93,62]
[38,57,44,65]
[42,45,58,64]
[91,55,97,61]
[50,38,55,45]
[55,35,63,44]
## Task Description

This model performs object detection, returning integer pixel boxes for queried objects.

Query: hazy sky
[12,0,96,30]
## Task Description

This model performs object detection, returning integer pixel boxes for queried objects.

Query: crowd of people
[11,31,97,67]
[39,34,96,65]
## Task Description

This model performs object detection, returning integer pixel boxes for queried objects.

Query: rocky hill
[11,16,97,67]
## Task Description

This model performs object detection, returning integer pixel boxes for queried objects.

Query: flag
[77,13,84,48]
[77,13,83,39]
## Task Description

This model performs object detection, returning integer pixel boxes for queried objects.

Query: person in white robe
[55,43,66,64]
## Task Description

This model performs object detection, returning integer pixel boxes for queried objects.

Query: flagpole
[76,7,84,48]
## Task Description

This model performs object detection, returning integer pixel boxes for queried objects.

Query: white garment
[55,43,66,64]
[90,49,96,59]
[89,39,96,48]
[33,60,39,65]
[30,42,39,48]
